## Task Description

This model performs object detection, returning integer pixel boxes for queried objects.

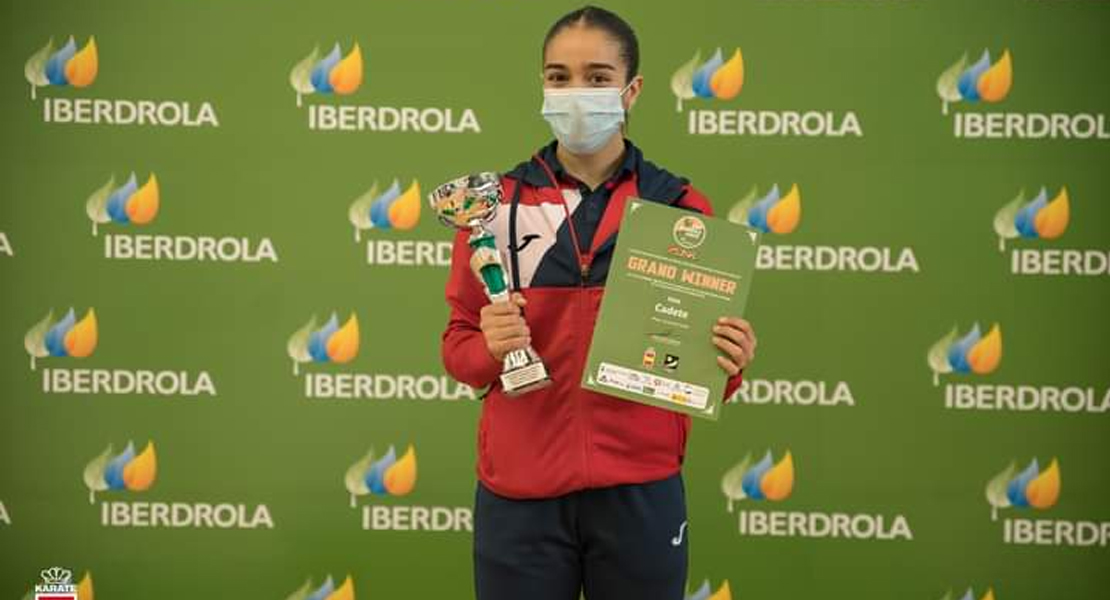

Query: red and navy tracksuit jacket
[442,139,744,500]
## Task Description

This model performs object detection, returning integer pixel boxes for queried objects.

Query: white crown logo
[40,566,73,585]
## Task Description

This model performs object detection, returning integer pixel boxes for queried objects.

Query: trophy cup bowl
[429,172,552,396]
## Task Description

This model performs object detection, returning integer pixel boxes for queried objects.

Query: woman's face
[542,24,642,110]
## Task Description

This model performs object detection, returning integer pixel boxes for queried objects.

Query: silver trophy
[429,172,552,396]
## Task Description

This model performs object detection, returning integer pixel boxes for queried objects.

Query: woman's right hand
[479,293,531,362]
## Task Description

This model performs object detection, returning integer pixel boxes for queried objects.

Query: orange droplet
[327,313,360,363]
[389,180,421,230]
[1034,186,1069,240]
[767,184,801,234]
[384,444,418,496]
[760,450,794,501]
[66,36,99,88]
[76,571,94,600]
[327,575,355,600]
[126,174,160,225]
[968,323,1002,375]
[1027,458,1060,510]
[977,49,1012,103]
[709,48,744,100]
[330,43,363,95]
[123,441,157,491]
[65,308,98,358]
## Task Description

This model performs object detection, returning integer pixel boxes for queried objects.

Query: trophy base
[500,362,552,397]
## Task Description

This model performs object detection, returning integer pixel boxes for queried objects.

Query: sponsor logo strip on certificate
[596,362,710,409]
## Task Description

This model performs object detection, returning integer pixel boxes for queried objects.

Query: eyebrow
[543,62,617,71]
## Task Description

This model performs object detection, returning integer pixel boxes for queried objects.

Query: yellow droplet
[760,450,794,501]
[1034,186,1069,240]
[384,444,418,496]
[977,49,1012,103]
[330,43,363,95]
[123,441,157,491]
[326,575,356,600]
[65,308,98,358]
[327,313,360,363]
[126,173,160,225]
[709,48,743,100]
[709,580,732,600]
[980,588,995,600]
[66,36,99,88]
[77,571,94,600]
[968,323,1002,375]
[767,184,801,234]
[389,180,422,230]
[1027,458,1060,510]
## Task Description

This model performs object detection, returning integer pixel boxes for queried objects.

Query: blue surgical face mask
[541,83,632,155]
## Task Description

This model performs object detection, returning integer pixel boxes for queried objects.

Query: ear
[623,75,644,112]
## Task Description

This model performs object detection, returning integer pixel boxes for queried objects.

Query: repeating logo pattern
[671,47,744,111]
[721,450,795,511]
[927,323,1003,385]
[83,441,158,503]
[345,444,418,506]
[25,36,98,99]
[24,308,98,370]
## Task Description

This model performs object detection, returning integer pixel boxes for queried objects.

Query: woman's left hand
[712,317,756,375]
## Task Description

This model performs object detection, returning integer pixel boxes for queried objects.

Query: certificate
[582,199,760,420]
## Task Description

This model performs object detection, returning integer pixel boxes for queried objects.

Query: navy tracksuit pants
[474,473,689,600]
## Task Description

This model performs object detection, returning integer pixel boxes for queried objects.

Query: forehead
[543,24,623,69]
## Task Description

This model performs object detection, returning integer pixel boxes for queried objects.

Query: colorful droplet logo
[348,179,422,241]
[939,587,997,600]
[345,444,418,506]
[993,187,1069,251]
[83,441,158,503]
[686,579,732,600]
[985,458,1060,520]
[937,49,1012,114]
[926,322,1003,385]
[286,575,356,600]
[290,42,363,106]
[671,47,744,111]
[727,184,801,235]
[287,312,360,374]
[25,36,99,100]
[86,173,161,236]
[721,450,794,511]
[24,308,98,370]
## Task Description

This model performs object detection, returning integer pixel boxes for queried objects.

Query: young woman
[441,6,758,600]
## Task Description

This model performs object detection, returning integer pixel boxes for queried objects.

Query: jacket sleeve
[441,227,503,389]
[677,184,745,401]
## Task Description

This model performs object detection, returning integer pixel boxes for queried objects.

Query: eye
[544,71,569,85]
[589,73,613,86]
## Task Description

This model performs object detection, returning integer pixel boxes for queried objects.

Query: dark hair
[543,6,640,83]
